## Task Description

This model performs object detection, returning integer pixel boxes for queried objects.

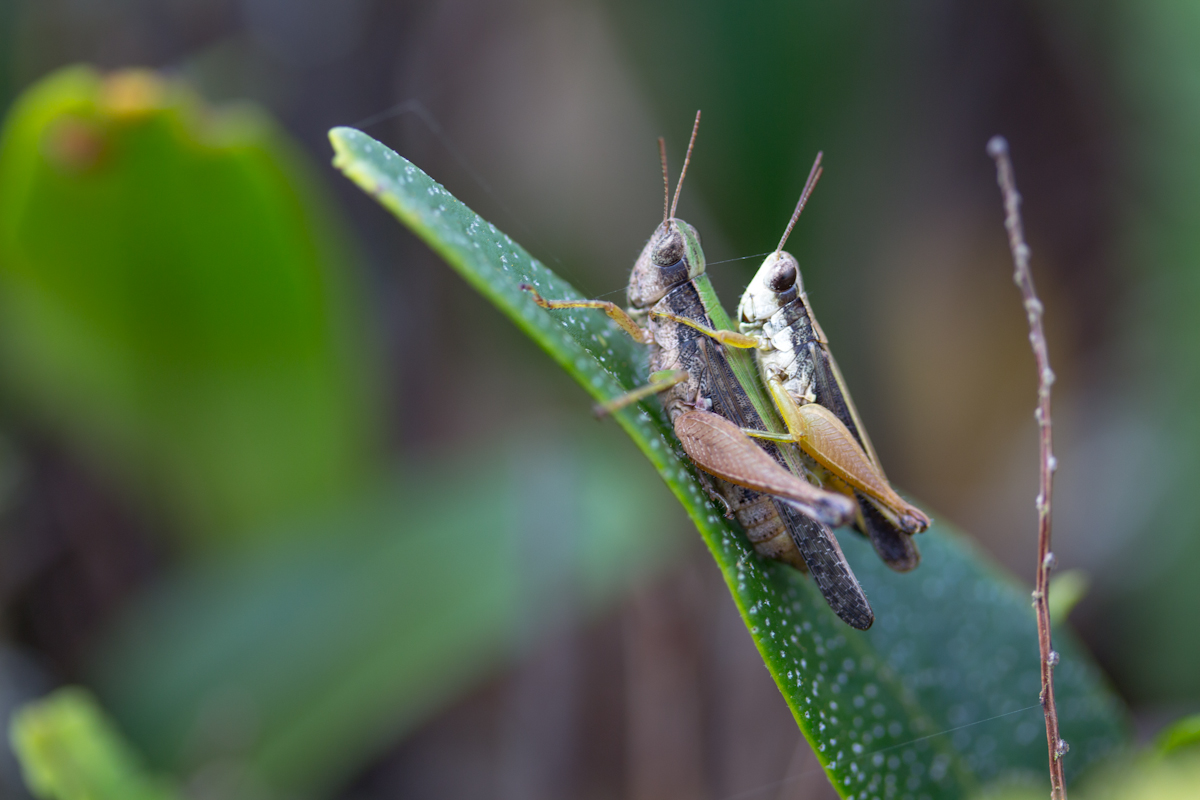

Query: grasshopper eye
[652,231,685,267]
[767,258,798,293]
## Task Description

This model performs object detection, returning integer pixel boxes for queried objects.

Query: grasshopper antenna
[669,110,702,219]
[658,137,670,224]
[776,151,824,253]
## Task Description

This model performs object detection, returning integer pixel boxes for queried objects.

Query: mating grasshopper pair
[523,113,928,630]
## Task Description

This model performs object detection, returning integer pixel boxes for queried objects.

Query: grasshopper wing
[778,503,874,629]
[858,496,920,572]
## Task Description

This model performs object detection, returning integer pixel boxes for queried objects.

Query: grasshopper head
[627,218,705,308]
[738,251,803,326]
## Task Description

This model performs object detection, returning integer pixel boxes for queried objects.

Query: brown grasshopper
[522,114,877,629]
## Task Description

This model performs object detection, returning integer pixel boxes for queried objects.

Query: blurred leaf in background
[0,65,378,545]
[88,425,681,799]
[0,63,687,799]
[1075,0,1200,706]
[10,687,179,800]
[1156,713,1200,755]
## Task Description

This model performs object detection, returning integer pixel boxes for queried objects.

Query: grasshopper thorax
[738,251,803,327]
[627,218,705,308]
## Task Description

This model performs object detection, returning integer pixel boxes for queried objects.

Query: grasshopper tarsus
[900,510,931,535]
[518,283,554,310]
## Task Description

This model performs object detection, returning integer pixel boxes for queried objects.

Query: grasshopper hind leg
[672,410,856,529]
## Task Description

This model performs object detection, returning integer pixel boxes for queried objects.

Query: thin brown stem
[987,135,1067,799]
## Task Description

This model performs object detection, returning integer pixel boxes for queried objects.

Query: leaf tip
[328,126,361,169]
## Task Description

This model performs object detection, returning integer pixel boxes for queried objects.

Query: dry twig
[987,135,1068,799]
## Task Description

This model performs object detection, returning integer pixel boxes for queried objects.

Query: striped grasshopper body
[735,155,931,570]
[523,117,876,629]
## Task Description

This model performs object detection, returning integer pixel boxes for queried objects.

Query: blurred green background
[0,1,1198,798]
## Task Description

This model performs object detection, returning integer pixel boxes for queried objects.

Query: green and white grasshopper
[675,154,930,571]
[523,115,877,629]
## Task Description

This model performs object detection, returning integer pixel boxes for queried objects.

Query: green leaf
[9,688,180,800]
[329,127,1129,796]
[0,67,376,543]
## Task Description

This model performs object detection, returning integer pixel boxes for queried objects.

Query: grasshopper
[522,114,877,630]
[675,153,930,571]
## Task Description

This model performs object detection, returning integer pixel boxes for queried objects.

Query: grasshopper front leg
[521,284,654,344]
[521,285,687,416]
[748,377,931,535]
